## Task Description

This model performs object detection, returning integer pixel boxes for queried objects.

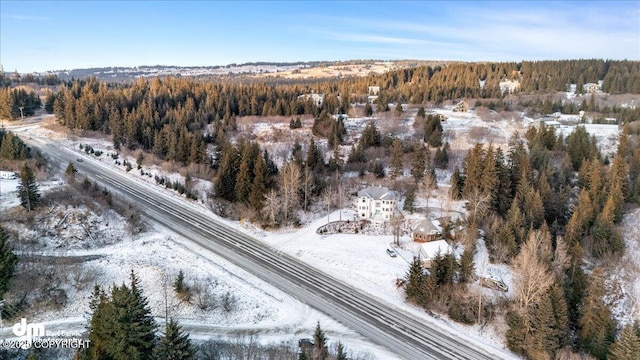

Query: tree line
[0,87,41,120]
[406,121,640,359]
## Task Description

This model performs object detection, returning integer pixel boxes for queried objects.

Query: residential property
[356,186,396,222]
[411,219,441,243]
[297,93,324,107]
[419,240,453,268]
[534,117,562,129]
[583,83,599,93]
[368,86,380,96]
[453,100,468,112]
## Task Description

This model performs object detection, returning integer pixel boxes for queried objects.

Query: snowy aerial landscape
[1,2,640,357]
[2,78,639,358]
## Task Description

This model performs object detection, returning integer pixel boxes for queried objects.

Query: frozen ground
[5,107,629,357]
[607,206,640,325]
[4,116,518,357]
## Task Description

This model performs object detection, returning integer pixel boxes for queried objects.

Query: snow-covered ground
[0,177,21,209]
[6,107,629,357]
[4,115,518,357]
[607,206,640,326]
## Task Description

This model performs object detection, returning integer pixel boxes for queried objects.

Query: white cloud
[305,3,640,61]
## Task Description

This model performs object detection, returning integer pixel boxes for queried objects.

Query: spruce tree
[249,155,267,211]
[608,325,640,360]
[336,341,348,360]
[578,268,616,359]
[450,168,464,200]
[127,270,157,360]
[411,143,426,183]
[403,186,416,213]
[234,145,254,204]
[404,257,424,302]
[313,322,329,360]
[390,138,404,179]
[18,164,40,211]
[0,226,18,298]
[459,247,475,284]
[155,319,195,360]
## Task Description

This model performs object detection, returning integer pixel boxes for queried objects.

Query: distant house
[356,186,396,222]
[297,93,324,107]
[453,100,468,112]
[419,240,453,268]
[535,117,561,129]
[368,86,380,96]
[412,219,441,243]
[583,83,599,93]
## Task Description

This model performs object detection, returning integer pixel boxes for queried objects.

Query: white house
[583,83,599,93]
[356,186,396,222]
[297,93,324,107]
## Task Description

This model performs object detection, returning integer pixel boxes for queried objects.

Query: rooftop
[357,186,395,201]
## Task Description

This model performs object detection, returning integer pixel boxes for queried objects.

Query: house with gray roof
[356,186,396,222]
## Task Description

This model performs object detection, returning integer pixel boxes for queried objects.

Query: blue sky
[1,1,639,73]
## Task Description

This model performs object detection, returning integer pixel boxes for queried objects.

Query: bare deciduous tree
[262,189,281,226]
[466,188,490,226]
[422,171,437,213]
[512,229,554,331]
[323,185,334,224]
[334,181,347,222]
[280,162,301,222]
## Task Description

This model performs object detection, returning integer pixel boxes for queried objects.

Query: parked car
[76,158,83,162]
[386,248,397,257]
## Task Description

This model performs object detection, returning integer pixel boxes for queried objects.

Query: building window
[361,213,365,217]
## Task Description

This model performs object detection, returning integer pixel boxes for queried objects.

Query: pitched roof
[420,240,452,260]
[413,219,440,236]
[357,186,394,200]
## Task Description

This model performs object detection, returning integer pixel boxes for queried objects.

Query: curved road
[24,133,516,360]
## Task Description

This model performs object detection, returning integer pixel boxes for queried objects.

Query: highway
[23,132,517,360]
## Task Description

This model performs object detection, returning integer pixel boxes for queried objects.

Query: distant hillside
[29,60,434,82]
